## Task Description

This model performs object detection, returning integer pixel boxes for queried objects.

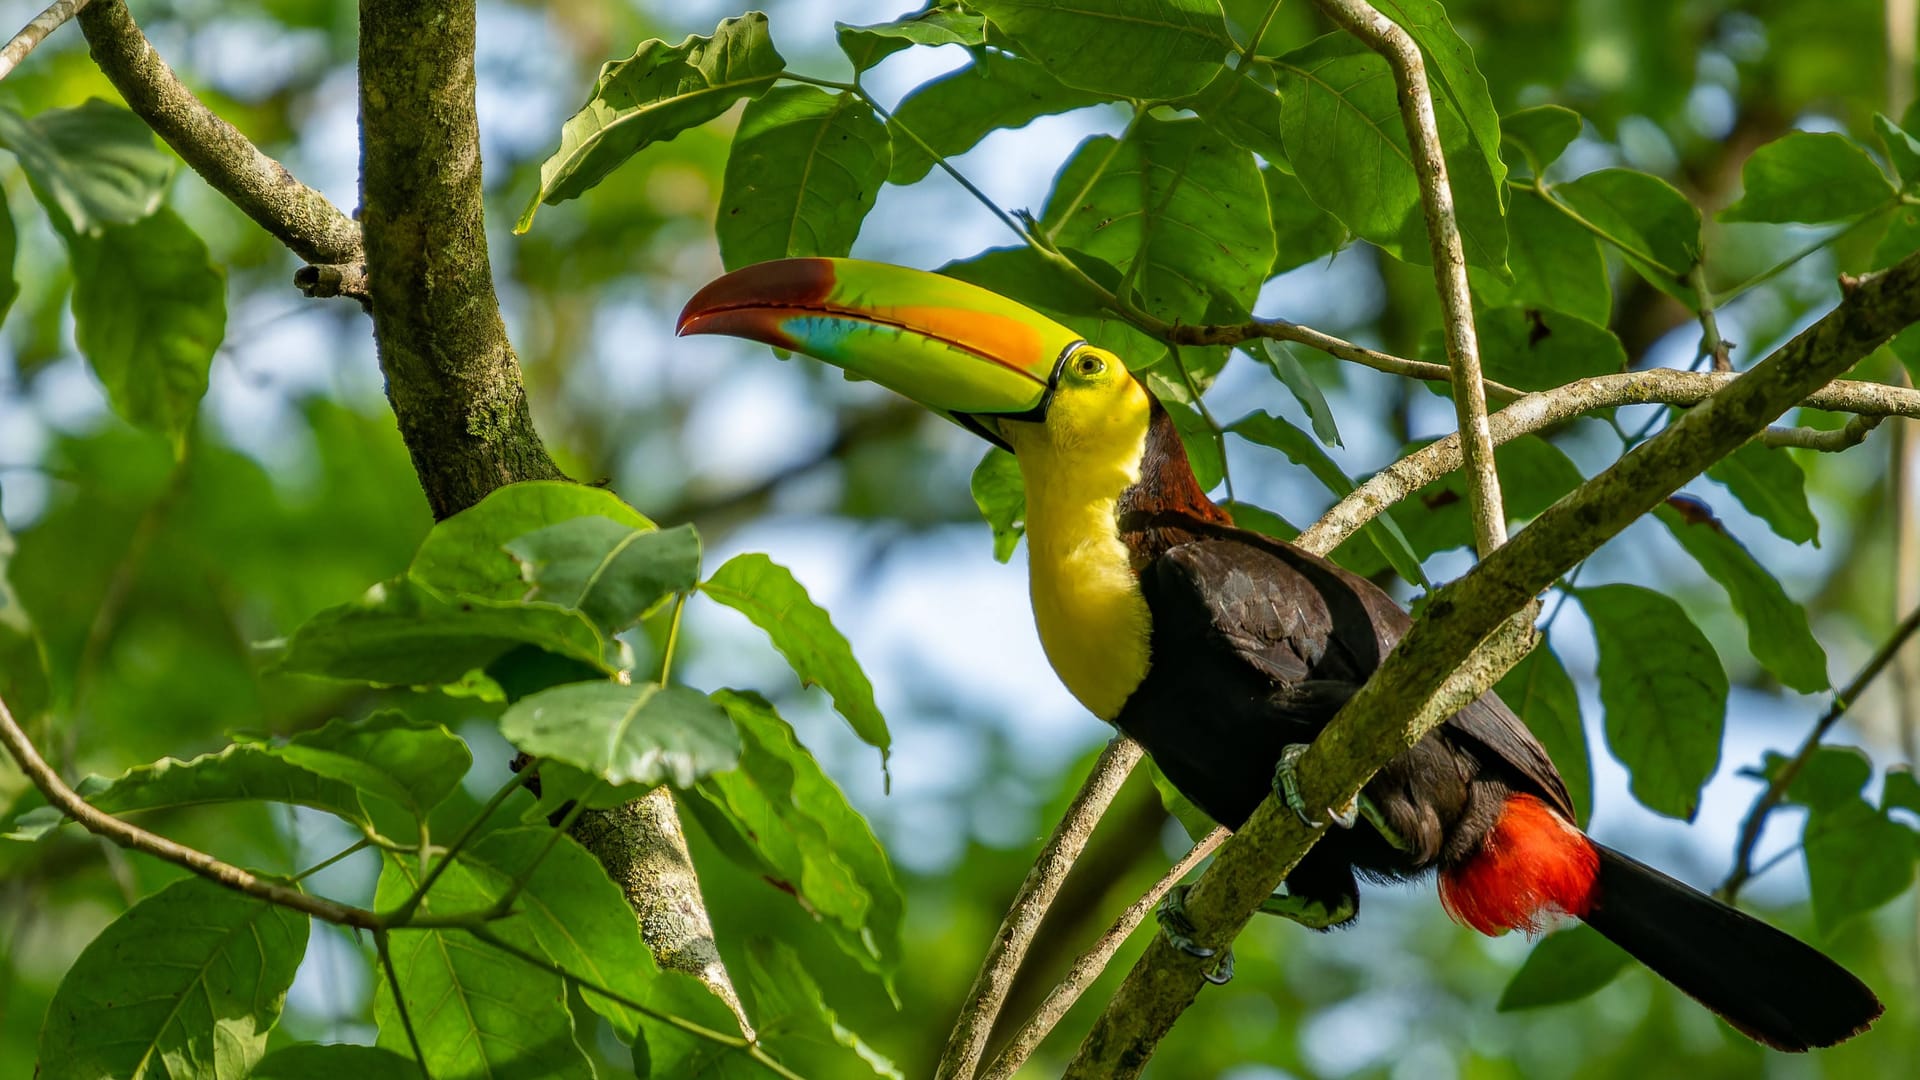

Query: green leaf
[1042,117,1274,323]
[700,553,891,766]
[836,6,986,73]
[738,939,903,1079]
[252,1044,421,1080]
[1158,393,1225,492]
[1874,113,1920,190]
[278,576,617,687]
[1706,439,1819,546]
[519,13,785,231]
[1262,166,1349,275]
[7,743,371,840]
[1252,342,1341,446]
[1578,584,1727,820]
[1227,411,1429,586]
[1471,189,1611,325]
[886,51,1101,185]
[241,711,473,819]
[1654,499,1829,693]
[374,850,593,1079]
[972,0,1233,100]
[39,877,308,1080]
[0,513,49,725]
[718,86,891,270]
[1803,797,1918,936]
[411,481,656,602]
[1191,68,1288,164]
[1372,0,1507,192]
[1501,105,1583,173]
[1721,131,1895,224]
[0,182,17,325]
[1273,32,1506,273]
[498,680,740,788]
[1756,746,1872,813]
[69,208,226,449]
[1224,499,1299,541]
[1392,434,1585,559]
[1885,766,1920,817]
[1551,168,1701,293]
[1467,304,1626,392]
[0,99,173,236]
[688,691,905,985]
[970,447,1026,562]
[1497,924,1632,1010]
[506,517,701,636]
[1495,639,1591,825]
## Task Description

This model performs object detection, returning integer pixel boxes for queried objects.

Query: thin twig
[935,737,1145,1080]
[1312,0,1505,555]
[386,760,537,925]
[1691,265,1734,372]
[0,0,90,81]
[1760,414,1884,452]
[982,828,1228,1080]
[1720,602,1920,901]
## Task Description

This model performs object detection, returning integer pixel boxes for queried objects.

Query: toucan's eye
[1073,353,1106,377]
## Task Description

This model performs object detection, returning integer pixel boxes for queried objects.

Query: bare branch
[1312,0,1505,555]
[75,1,363,276]
[937,737,1144,1080]
[1761,414,1883,452]
[1064,250,1920,1076]
[0,0,90,81]
[0,689,381,930]
[981,827,1227,1080]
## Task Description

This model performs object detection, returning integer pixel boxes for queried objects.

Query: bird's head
[676,258,1152,464]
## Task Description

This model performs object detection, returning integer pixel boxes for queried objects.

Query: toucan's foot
[1256,889,1358,930]
[1274,744,1359,829]
[1155,885,1234,985]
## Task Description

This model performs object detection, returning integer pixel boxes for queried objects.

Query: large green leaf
[252,1044,420,1080]
[1758,746,1873,813]
[505,517,701,637]
[972,0,1233,100]
[519,13,785,230]
[1497,924,1632,1011]
[0,99,173,236]
[1457,304,1626,391]
[411,481,655,602]
[970,447,1026,562]
[1272,32,1507,272]
[69,208,226,450]
[374,851,594,1079]
[700,553,891,766]
[1261,167,1349,275]
[277,576,617,687]
[1803,797,1918,936]
[688,691,905,982]
[1578,584,1726,820]
[1706,439,1820,546]
[1655,499,1829,693]
[39,877,308,1080]
[239,711,472,820]
[1494,638,1591,825]
[1041,117,1274,322]
[1392,434,1585,559]
[1549,169,1701,296]
[7,743,371,840]
[0,513,49,725]
[1472,189,1610,325]
[1500,105,1583,173]
[498,680,740,788]
[887,51,1102,184]
[836,5,986,72]
[717,86,891,270]
[1721,131,1895,224]
[1253,342,1341,446]
[1373,0,1507,193]
[1190,68,1287,164]
[1875,113,1920,191]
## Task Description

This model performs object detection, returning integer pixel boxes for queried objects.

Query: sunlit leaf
[972,0,1233,99]
[1261,166,1348,274]
[1497,924,1631,1010]
[39,877,308,1080]
[836,5,986,72]
[1655,499,1829,693]
[1721,131,1895,224]
[519,13,785,230]
[411,481,655,602]
[970,447,1026,562]
[738,939,902,1078]
[1578,584,1726,820]
[1550,169,1700,296]
[701,553,891,766]
[887,51,1101,184]
[1495,638,1591,825]
[718,86,891,270]
[1472,189,1610,325]
[240,711,473,819]
[0,99,173,236]
[252,1044,420,1080]
[1373,0,1507,191]
[1874,113,1920,190]
[506,517,701,636]
[1706,439,1820,546]
[69,208,226,450]
[498,680,740,788]
[1191,68,1287,164]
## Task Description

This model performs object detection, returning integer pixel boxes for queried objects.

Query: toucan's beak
[677,258,1084,448]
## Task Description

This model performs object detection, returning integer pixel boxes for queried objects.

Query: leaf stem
[660,593,688,685]
[293,838,373,883]
[375,928,434,1080]
[1710,205,1894,308]
[386,761,535,926]
[483,783,596,920]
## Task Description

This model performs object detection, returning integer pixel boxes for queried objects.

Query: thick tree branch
[1313,0,1505,555]
[0,0,89,81]
[1064,252,1920,1076]
[75,1,363,275]
[937,737,1144,1080]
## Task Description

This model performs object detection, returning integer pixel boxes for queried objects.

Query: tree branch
[1313,0,1505,555]
[74,1,363,275]
[0,0,89,81]
[936,737,1144,1080]
[1064,252,1920,1076]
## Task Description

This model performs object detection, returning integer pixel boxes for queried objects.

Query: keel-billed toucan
[678,257,1882,1051]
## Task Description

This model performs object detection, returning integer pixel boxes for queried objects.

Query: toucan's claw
[1156,885,1235,985]
[1257,889,1358,930]
[1274,743,1358,829]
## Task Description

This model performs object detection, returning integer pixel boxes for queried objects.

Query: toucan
[678,257,1882,1051]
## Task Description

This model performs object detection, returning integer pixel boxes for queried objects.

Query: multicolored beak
[677,258,1085,447]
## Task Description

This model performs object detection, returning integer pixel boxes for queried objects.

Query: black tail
[1580,845,1881,1050]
